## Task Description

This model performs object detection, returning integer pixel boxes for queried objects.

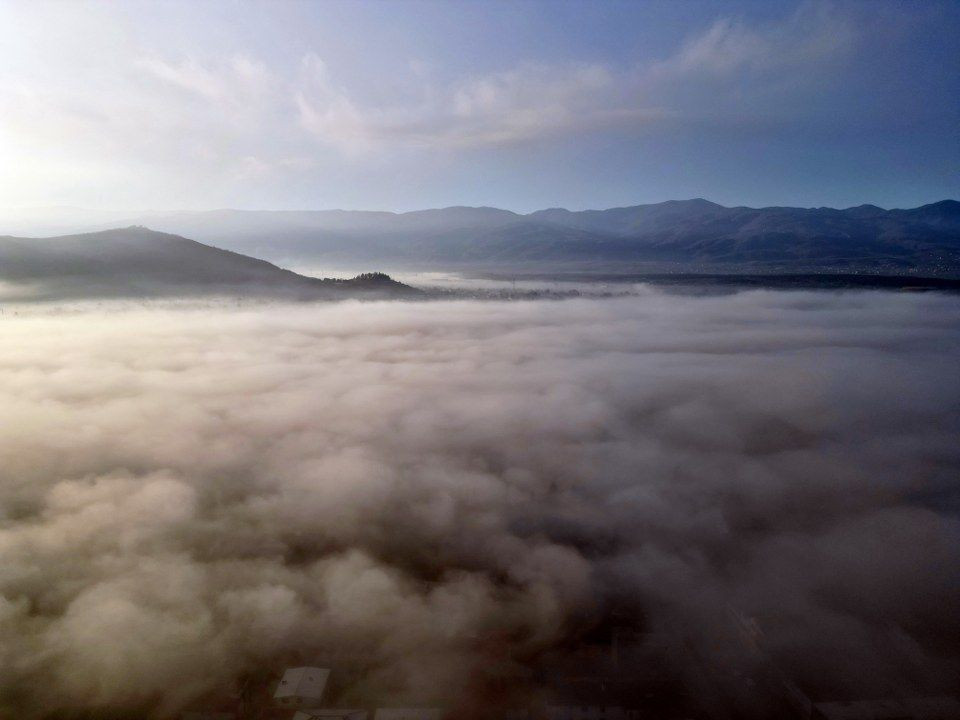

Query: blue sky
[0,0,956,212]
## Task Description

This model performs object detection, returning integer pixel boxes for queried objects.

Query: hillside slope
[0,227,416,301]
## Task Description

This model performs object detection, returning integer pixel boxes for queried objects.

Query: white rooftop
[274,667,330,702]
[293,710,368,720]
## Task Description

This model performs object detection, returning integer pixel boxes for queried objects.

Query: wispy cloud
[0,0,950,210]
[138,54,273,103]
[5,2,854,180]
[293,2,856,154]
[296,54,668,152]
[650,2,854,81]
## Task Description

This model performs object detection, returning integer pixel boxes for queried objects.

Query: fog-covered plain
[1,290,958,718]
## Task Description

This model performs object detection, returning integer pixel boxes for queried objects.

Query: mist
[1,290,959,718]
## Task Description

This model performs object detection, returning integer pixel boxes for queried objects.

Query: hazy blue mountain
[0,226,415,301]
[4,200,959,274]
[90,199,958,273]
[528,198,728,236]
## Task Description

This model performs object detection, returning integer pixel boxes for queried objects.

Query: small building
[273,667,331,707]
[293,710,368,720]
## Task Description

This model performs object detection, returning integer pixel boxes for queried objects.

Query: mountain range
[76,198,959,274]
[1,200,958,300]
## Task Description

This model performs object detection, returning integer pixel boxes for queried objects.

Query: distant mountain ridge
[2,199,959,275]
[84,199,959,274]
[0,226,416,301]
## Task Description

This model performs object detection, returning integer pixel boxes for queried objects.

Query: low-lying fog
[1,290,958,718]
[302,269,644,294]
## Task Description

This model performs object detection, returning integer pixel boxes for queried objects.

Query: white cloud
[295,53,375,153]
[293,2,858,154]
[0,292,958,715]
[296,56,667,153]
[646,2,856,89]
[138,54,273,104]
[0,0,877,208]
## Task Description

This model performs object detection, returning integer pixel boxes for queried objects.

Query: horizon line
[1,197,957,219]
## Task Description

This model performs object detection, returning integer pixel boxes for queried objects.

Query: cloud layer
[0,290,958,717]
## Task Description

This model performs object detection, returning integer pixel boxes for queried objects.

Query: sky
[0,0,957,213]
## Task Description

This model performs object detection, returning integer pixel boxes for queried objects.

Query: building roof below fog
[273,667,330,703]
[293,710,368,720]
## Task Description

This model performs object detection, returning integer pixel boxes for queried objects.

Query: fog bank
[0,290,958,717]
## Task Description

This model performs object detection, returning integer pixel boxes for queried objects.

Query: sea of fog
[295,267,658,294]
[0,289,958,718]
